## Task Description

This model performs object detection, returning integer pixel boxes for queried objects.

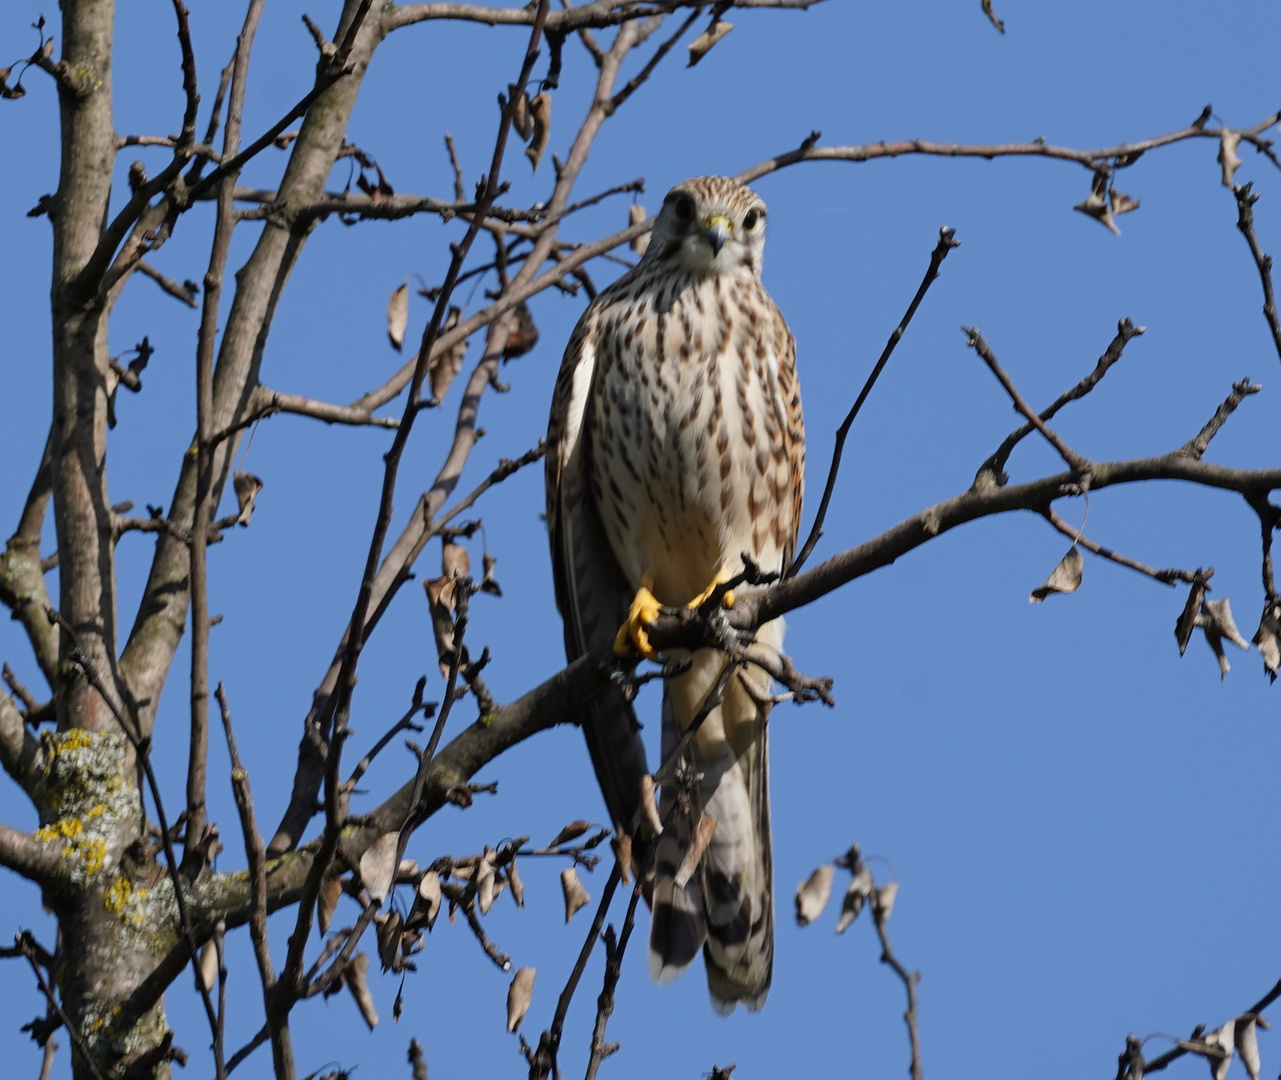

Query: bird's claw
[615,584,663,659]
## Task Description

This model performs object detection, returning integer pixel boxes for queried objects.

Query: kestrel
[545,176,804,1013]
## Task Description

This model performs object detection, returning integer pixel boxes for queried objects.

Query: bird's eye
[743,209,759,230]
[672,194,694,222]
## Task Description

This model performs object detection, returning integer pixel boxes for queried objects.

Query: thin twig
[1177,378,1262,460]
[789,226,959,577]
[872,901,924,1080]
[1041,509,1195,586]
[963,327,1091,475]
[975,318,1144,489]
[1232,183,1281,365]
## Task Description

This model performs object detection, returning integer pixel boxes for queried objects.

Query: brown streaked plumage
[545,176,804,1013]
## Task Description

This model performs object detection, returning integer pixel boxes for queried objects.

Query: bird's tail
[648,623,778,1013]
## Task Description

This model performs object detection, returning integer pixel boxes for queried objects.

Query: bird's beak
[702,215,733,256]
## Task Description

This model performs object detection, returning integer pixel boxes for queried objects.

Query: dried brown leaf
[345,953,378,1029]
[416,870,442,930]
[318,870,342,934]
[197,941,219,993]
[835,865,874,934]
[387,282,409,351]
[688,18,733,66]
[232,471,263,527]
[560,867,590,923]
[427,306,467,403]
[1074,176,1121,236]
[1236,1017,1261,1080]
[1196,597,1251,679]
[1219,131,1244,187]
[507,967,536,1033]
[360,831,400,905]
[612,833,633,885]
[1111,188,1141,215]
[507,858,525,908]
[1252,599,1281,682]
[1176,577,1209,655]
[674,815,718,889]
[442,540,470,580]
[1030,546,1084,603]
[873,880,899,922]
[795,864,835,927]
[525,92,551,173]
[510,85,534,141]
[629,202,650,256]
[548,820,593,848]
[472,554,499,599]
[476,849,497,915]
[501,302,540,360]
[424,575,458,679]
[376,909,404,971]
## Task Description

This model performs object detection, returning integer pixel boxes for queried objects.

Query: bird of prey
[545,175,805,1013]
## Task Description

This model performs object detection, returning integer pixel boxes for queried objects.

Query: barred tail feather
[650,636,778,1013]
[648,809,708,982]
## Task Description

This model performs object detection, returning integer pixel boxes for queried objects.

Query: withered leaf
[319,870,342,934]
[795,864,834,927]
[359,831,400,905]
[427,306,466,402]
[387,282,409,351]
[416,870,442,930]
[1030,546,1084,603]
[1200,1020,1235,1080]
[548,820,593,848]
[674,814,717,889]
[476,849,497,915]
[1111,188,1141,215]
[612,833,633,885]
[835,865,874,934]
[688,18,733,66]
[629,203,650,256]
[424,575,459,678]
[480,552,502,596]
[1219,131,1244,188]
[560,867,590,923]
[442,540,470,580]
[1236,1017,1261,1080]
[1196,597,1251,679]
[1074,174,1120,236]
[525,92,551,173]
[1252,599,1280,682]
[506,967,536,1033]
[510,85,534,141]
[345,953,378,1029]
[507,858,525,908]
[873,880,899,922]
[501,302,539,360]
[1176,576,1210,655]
[232,471,264,527]
[197,941,219,993]
[376,909,404,971]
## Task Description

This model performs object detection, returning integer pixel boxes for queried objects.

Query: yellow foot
[614,580,663,659]
[687,574,735,611]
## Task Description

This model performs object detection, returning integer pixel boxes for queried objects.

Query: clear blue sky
[3,1,1281,1077]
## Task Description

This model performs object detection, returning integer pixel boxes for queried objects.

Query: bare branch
[1178,377,1262,460]
[963,327,1091,475]
[975,318,1145,489]
[1232,182,1281,365]
[790,226,959,577]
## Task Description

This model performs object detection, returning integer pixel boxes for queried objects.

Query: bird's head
[646,176,768,278]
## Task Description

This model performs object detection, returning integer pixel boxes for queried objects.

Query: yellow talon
[687,574,734,610]
[615,581,663,659]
